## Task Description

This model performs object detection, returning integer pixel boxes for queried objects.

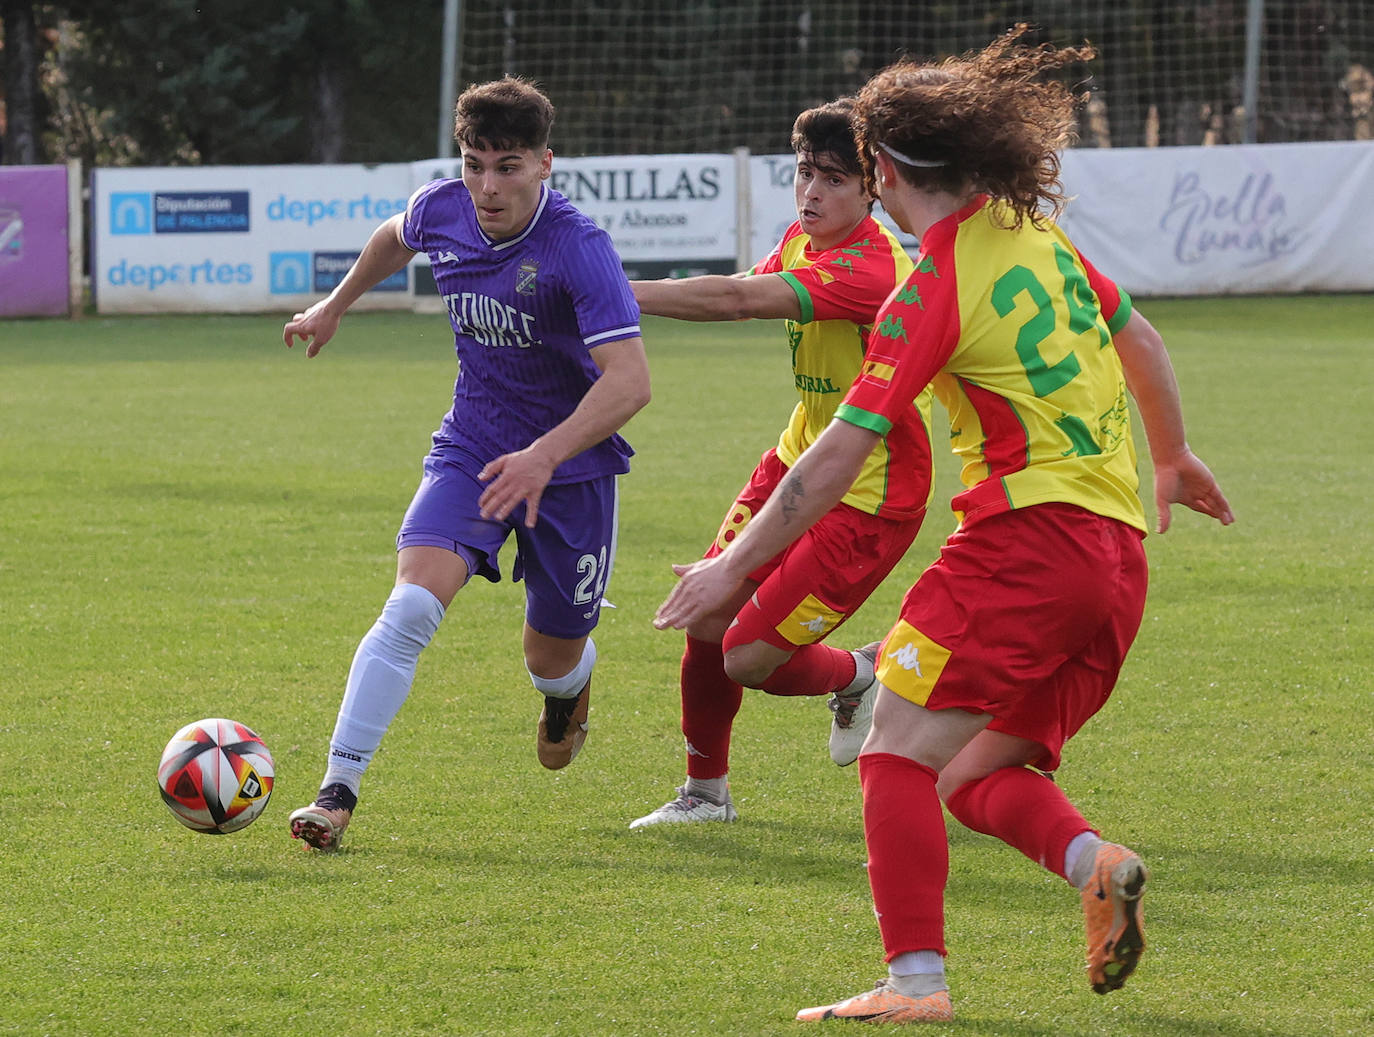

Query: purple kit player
[281,77,651,851]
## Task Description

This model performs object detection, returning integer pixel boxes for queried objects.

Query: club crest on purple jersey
[515,258,539,296]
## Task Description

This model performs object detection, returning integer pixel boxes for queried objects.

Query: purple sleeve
[400,180,441,253]
[562,223,641,347]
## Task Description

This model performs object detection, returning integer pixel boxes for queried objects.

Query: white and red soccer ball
[157,718,274,834]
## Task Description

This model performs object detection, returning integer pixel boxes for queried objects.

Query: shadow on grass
[968,1011,1306,1037]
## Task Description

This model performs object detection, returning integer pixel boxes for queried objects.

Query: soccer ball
[157,718,275,834]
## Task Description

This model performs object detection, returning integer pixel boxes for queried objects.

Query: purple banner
[0,165,70,317]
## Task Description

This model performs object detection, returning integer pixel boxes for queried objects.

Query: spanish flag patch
[859,355,897,389]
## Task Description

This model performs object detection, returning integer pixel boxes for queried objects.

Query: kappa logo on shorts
[780,595,844,645]
[515,258,539,295]
[877,620,951,707]
[888,640,923,676]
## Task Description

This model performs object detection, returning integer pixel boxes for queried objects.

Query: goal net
[453,1,1374,156]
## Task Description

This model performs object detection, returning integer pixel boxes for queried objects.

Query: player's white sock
[325,583,445,786]
[888,950,947,995]
[685,775,729,805]
[1065,830,1104,889]
[320,764,365,798]
[528,637,596,698]
[839,647,875,697]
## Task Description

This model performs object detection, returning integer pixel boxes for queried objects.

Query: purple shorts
[396,447,620,639]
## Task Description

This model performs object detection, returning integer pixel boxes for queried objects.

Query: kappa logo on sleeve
[894,283,925,310]
[875,313,909,343]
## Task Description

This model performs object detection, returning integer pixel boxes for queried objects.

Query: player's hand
[283,301,341,358]
[654,556,744,631]
[478,446,558,527]
[1153,449,1234,533]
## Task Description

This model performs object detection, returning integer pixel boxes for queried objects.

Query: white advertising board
[92,164,414,313]
[1058,140,1374,296]
[751,142,1374,297]
[410,153,738,284]
[86,141,1374,314]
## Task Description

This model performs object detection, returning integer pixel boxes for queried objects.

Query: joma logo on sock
[331,748,363,763]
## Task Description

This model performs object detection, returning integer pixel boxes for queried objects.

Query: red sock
[859,752,948,958]
[680,636,743,780]
[944,766,1094,881]
[753,642,856,697]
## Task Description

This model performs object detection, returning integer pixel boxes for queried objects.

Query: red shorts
[874,503,1148,771]
[709,450,925,651]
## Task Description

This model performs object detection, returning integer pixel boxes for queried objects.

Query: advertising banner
[410,153,738,286]
[81,140,1374,316]
[0,165,70,318]
[1058,140,1374,296]
[92,164,414,313]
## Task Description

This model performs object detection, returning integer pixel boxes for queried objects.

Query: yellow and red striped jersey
[836,196,1146,531]
[752,215,932,519]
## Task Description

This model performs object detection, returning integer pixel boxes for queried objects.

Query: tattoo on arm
[779,472,804,524]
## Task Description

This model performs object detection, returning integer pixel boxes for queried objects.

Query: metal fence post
[1243,0,1265,143]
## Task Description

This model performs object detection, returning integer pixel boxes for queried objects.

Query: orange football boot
[1081,842,1148,993]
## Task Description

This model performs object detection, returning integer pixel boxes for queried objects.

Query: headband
[877,141,949,168]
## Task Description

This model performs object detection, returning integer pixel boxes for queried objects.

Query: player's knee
[527,637,596,697]
[685,614,733,644]
[376,582,445,652]
[721,644,777,688]
[936,771,974,807]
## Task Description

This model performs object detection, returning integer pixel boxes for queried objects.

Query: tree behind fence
[3,1,1371,166]
[458,1,1374,157]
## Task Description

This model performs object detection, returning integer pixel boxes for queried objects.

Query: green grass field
[1,297,1371,1036]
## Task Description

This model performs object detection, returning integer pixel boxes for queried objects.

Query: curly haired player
[655,26,1233,1022]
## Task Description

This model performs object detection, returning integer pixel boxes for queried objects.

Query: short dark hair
[790,98,862,177]
[454,76,555,152]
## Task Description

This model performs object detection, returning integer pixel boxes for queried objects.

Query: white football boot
[629,785,738,828]
[828,641,881,766]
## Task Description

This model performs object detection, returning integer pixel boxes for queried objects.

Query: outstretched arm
[283,214,417,357]
[631,272,802,322]
[1114,309,1235,532]
[654,418,878,630]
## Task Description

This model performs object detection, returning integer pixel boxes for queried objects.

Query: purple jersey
[401,179,642,483]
